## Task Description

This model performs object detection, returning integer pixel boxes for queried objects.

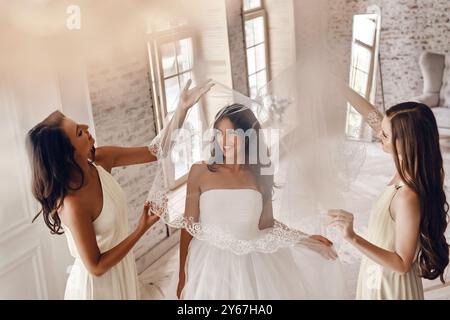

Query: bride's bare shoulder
[186,162,210,190]
[189,161,209,177]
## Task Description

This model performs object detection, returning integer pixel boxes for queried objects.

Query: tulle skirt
[169,238,349,300]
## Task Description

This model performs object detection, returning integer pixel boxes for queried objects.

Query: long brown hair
[387,102,449,283]
[26,111,87,234]
[207,103,276,203]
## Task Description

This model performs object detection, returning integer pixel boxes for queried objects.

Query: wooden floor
[140,133,450,300]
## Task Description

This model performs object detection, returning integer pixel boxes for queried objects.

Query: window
[346,14,380,140]
[148,29,203,189]
[243,0,270,98]
[243,0,262,11]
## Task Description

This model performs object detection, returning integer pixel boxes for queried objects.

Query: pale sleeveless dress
[356,181,424,300]
[62,163,140,299]
[168,189,349,299]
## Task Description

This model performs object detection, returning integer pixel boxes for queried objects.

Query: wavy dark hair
[207,103,276,203]
[26,111,92,234]
[386,102,449,283]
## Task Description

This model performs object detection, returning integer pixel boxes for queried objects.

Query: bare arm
[94,107,189,171]
[94,107,188,171]
[62,200,159,277]
[95,146,157,172]
[176,164,202,298]
[94,80,214,172]
[259,199,333,247]
[177,228,193,299]
[258,198,275,230]
[329,188,421,273]
[335,77,383,134]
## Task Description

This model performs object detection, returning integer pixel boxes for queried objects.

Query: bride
[169,103,349,299]
[146,0,365,298]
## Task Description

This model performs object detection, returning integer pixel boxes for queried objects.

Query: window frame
[351,36,377,100]
[147,27,204,189]
[243,0,271,98]
[346,13,380,141]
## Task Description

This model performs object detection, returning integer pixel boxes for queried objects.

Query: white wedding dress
[170,189,349,299]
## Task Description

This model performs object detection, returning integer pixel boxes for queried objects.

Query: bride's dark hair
[207,103,276,203]
[26,111,95,234]
[386,102,449,283]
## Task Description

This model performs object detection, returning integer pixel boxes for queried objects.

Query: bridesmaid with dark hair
[329,84,449,299]
[26,79,213,299]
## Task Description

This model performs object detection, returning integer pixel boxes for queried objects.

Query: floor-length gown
[62,163,140,299]
[356,181,424,300]
[169,189,349,299]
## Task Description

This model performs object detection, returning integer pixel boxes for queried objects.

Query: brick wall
[83,0,450,271]
[225,0,296,95]
[218,0,450,107]
[225,0,249,96]
[87,44,168,271]
[328,0,450,109]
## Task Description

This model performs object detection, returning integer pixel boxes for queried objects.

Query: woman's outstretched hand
[137,200,166,233]
[299,236,338,260]
[327,209,356,241]
[179,79,215,110]
[309,234,333,246]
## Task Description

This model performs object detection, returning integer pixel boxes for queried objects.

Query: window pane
[353,15,376,46]
[252,100,269,123]
[245,19,255,47]
[245,16,265,48]
[346,14,378,141]
[179,71,195,91]
[346,104,363,139]
[174,146,189,180]
[160,42,177,77]
[175,72,200,181]
[179,71,199,110]
[351,70,368,96]
[256,69,267,91]
[246,46,256,75]
[155,36,199,186]
[255,43,266,72]
[174,107,201,180]
[248,73,257,98]
[164,77,180,113]
[352,44,372,73]
[174,145,189,180]
[187,108,201,161]
[166,111,174,120]
[176,38,193,73]
[253,16,265,45]
[243,0,262,11]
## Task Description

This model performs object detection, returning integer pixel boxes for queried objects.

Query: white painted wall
[0,36,75,299]
[266,0,296,79]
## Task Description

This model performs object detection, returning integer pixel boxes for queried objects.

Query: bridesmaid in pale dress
[26,79,213,299]
[329,84,449,300]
